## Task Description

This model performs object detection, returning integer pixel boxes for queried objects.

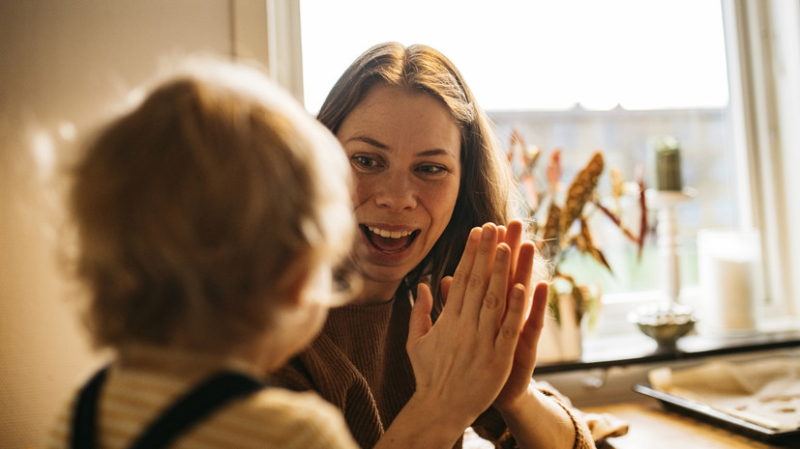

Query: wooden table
[584,401,800,449]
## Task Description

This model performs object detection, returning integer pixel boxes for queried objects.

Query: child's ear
[278,273,310,309]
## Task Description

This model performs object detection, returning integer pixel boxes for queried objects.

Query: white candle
[697,229,762,335]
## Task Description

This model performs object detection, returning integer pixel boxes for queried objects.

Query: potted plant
[505,130,649,361]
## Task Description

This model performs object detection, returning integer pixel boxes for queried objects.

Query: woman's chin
[353,250,417,289]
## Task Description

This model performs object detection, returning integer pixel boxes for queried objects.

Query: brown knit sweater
[271,292,594,449]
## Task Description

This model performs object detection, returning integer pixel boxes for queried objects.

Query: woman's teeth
[367,226,412,239]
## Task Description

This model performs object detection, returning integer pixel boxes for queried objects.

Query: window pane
[299,0,738,298]
[300,0,729,112]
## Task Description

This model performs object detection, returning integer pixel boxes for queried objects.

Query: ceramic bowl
[629,303,697,348]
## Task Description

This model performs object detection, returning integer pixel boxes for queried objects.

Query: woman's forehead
[339,86,461,154]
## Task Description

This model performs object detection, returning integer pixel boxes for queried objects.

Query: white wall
[0,2,235,447]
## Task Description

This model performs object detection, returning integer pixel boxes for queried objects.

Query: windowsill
[536,328,800,374]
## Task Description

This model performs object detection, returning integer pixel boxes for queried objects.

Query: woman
[273,42,594,449]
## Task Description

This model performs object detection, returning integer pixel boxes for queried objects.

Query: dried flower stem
[590,199,639,243]
[636,164,648,262]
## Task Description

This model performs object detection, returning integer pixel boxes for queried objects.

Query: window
[289,0,800,335]
[300,0,729,113]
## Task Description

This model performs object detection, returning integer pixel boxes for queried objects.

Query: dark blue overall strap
[71,365,110,449]
[127,371,264,449]
[71,365,264,449]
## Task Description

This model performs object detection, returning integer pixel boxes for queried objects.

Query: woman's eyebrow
[345,136,457,159]
[416,148,456,158]
[345,135,388,149]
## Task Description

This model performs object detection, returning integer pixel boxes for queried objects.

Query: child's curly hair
[69,59,354,353]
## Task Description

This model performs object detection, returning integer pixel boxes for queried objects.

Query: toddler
[47,59,359,449]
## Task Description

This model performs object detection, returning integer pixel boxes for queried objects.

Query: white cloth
[649,355,800,431]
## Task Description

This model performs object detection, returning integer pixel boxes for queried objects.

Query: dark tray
[634,383,800,446]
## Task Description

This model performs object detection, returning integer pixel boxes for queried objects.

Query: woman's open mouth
[361,225,420,254]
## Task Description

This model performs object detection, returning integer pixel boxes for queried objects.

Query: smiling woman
[270,42,596,449]
[336,86,462,303]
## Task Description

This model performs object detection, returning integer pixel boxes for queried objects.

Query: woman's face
[336,86,461,301]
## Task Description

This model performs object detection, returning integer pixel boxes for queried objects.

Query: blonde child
[48,59,360,449]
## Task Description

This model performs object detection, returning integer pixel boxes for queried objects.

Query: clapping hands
[406,220,549,430]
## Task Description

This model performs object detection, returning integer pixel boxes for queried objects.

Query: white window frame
[725,0,800,326]
[231,0,304,102]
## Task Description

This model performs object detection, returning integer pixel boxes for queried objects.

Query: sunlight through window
[300,0,728,113]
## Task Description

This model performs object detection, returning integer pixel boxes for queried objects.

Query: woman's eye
[416,164,447,175]
[352,155,379,169]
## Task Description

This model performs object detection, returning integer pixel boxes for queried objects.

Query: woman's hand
[439,220,549,412]
[404,223,529,438]
[493,220,549,412]
[493,280,549,412]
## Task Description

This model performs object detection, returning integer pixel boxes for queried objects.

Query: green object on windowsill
[654,136,683,191]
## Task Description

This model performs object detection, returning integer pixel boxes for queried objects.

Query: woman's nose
[374,172,417,211]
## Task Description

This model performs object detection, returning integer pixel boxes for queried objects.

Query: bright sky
[299,0,729,113]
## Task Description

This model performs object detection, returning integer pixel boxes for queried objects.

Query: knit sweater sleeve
[470,386,595,449]
[270,356,316,392]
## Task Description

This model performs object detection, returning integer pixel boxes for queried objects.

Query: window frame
[725,0,800,325]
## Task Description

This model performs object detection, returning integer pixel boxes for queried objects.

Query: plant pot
[537,293,583,362]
